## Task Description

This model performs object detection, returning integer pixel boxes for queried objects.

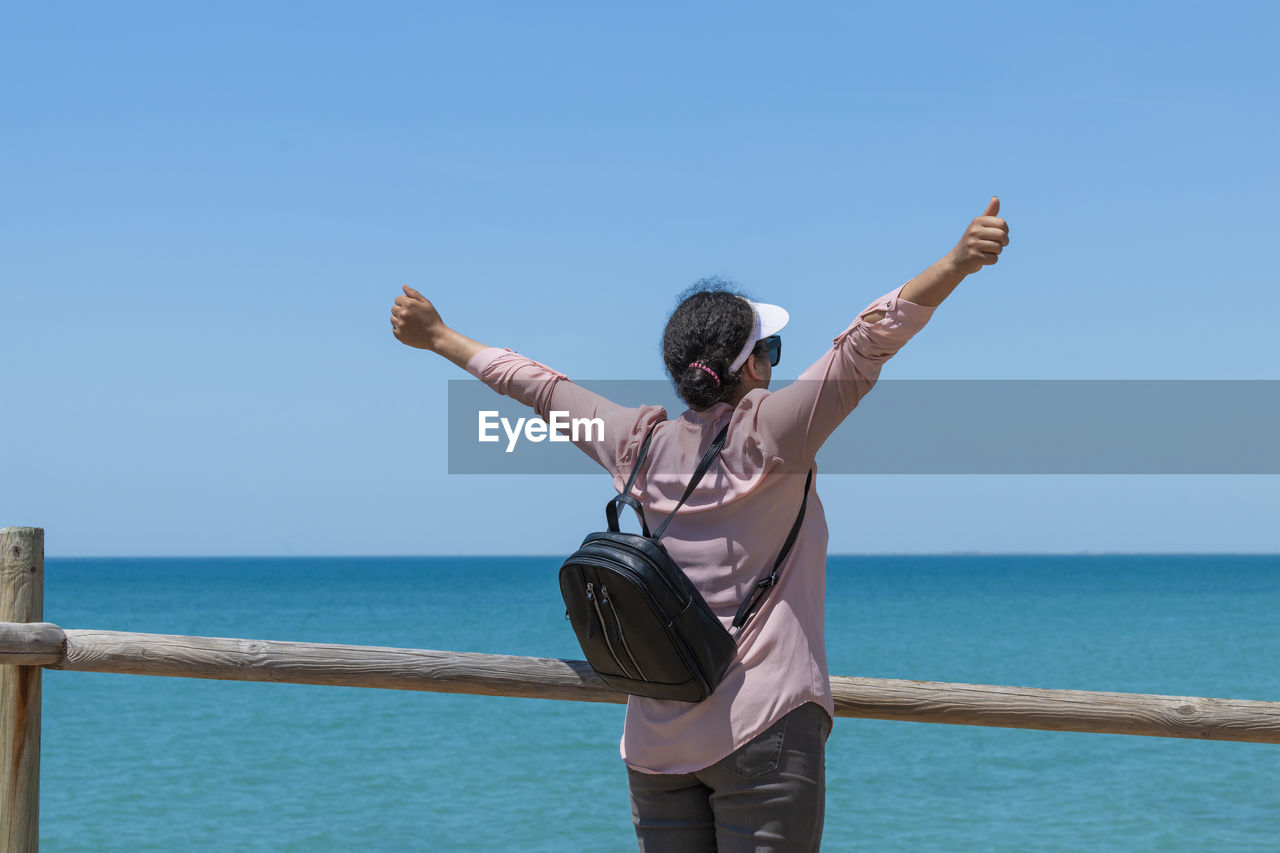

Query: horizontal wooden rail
[58,627,615,704]
[2,621,1277,744]
[0,622,64,666]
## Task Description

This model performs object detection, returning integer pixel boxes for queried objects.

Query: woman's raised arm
[391,284,663,479]
[390,284,488,369]
[748,197,1011,463]
[899,196,1009,306]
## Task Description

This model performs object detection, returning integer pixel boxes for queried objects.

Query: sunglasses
[758,334,781,367]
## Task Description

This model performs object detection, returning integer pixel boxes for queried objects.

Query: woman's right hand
[391,284,446,350]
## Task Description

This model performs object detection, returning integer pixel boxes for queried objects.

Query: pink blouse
[465,282,937,774]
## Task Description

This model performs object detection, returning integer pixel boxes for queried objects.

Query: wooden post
[1,527,43,853]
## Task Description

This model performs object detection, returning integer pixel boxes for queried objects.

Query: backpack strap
[731,468,813,631]
[605,423,731,539]
[607,420,811,632]
[605,422,660,536]
[652,424,730,540]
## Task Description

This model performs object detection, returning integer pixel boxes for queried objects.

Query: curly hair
[662,277,761,409]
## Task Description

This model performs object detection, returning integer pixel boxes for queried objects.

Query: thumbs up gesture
[947,196,1010,277]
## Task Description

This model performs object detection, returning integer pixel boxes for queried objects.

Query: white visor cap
[729,301,790,373]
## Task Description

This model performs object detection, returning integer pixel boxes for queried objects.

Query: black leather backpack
[559,422,811,702]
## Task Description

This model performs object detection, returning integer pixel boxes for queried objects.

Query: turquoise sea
[36,555,1280,851]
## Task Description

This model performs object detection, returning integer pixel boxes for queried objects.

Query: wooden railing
[3,526,1278,851]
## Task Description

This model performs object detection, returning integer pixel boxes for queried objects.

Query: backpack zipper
[601,585,648,681]
[571,556,713,695]
[588,582,637,680]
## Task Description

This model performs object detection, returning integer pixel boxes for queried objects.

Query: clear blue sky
[3,1,1276,556]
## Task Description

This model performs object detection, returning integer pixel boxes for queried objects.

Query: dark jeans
[627,702,832,852]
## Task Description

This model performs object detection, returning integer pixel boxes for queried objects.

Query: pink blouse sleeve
[742,282,938,464]
[465,347,667,479]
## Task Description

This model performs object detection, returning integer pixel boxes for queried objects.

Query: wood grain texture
[1,527,44,853]
[24,623,1277,744]
[55,629,626,705]
[830,676,1280,742]
[0,622,64,665]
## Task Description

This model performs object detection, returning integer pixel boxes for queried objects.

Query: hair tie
[688,361,721,387]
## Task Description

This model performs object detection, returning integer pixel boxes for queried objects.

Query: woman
[391,198,1009,851]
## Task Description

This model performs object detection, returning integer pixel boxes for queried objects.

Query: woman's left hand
[946,196,1011,277]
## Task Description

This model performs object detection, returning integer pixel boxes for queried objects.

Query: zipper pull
[584,582,598,639]
[600,585,610,604]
